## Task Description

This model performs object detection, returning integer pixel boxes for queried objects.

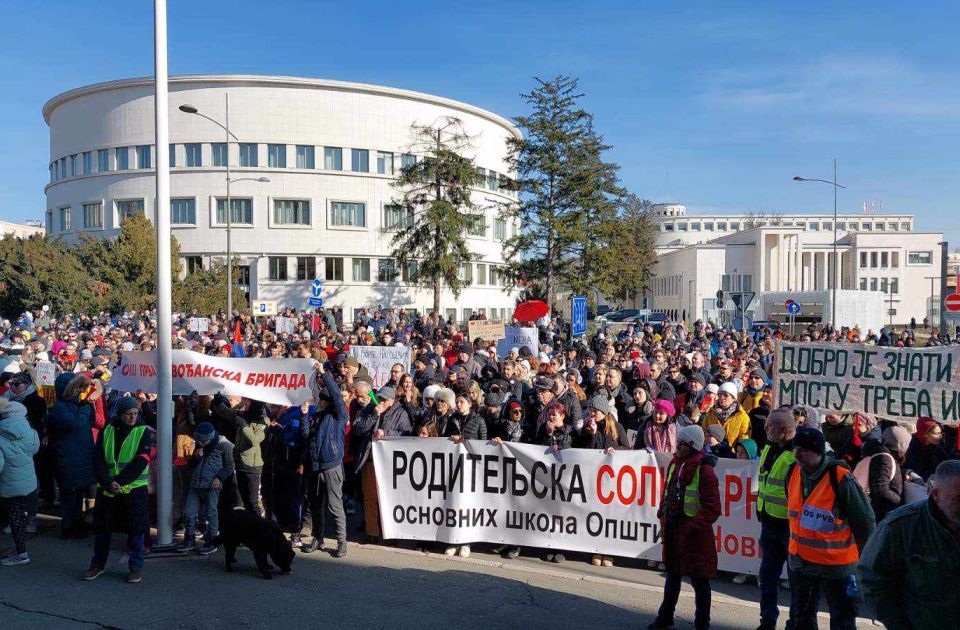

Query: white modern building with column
[649,204,943,330]
[42,75,520,321]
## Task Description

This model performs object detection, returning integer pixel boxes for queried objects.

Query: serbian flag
[312,313,320,334]
[231,319,245,357]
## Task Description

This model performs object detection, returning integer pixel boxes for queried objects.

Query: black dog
[209,509,295,579]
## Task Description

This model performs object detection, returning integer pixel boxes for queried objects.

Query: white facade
[0,220,45,239]
[650,214,943,328]
[43,75,520,320]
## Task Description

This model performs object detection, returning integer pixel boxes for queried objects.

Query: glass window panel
[116,199,144,223]
[211,143,228,167]
[171,198,196,225]
[383,205,413,230]
[296,257,316,280]
[351,148,369,172]
[185,143,202,167]
[268,256,288,281]
[82,151,93,175]
[296,145,315,169]
[268,144,286,168]
[330,202,365,227]
[115,147,129,170]
[377,151,394,175]
[378,259,397,281]
[324,147,342,170]
[273,199,310,225]
[239,143,258,167]
[325,257,343,281]
[216,198,253,224]
[98,149,110,172]
[136,145,151,169]
[60,206,72,231]
[82,202,103,229]
[352,258,370,281]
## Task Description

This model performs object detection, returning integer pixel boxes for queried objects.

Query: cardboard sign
[468,320,506,341]
[348,345,411,388]
[36,360,57,387]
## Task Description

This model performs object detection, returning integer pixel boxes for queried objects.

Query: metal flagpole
[153,0,175,548]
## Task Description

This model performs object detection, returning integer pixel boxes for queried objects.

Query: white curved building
[43,75,520,321]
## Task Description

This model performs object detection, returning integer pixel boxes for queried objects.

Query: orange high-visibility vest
[787,464,859,566]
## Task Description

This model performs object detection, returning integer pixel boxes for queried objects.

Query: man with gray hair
[859,459,960,628]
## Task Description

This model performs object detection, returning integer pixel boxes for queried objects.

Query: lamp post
[178,99,266,316]
[793,159,846,330]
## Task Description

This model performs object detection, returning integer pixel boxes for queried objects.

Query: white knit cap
[718,381,739,398]
[422,384,441,401]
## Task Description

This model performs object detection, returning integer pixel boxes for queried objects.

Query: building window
[901,222,910,231]
[862,223,872,231]
[46,210,53,233]
[171,198,196,225]
[466,214,486,237]
[273,199,310,225]
[324,147,342,170]
[704,222,714,231]
[729,221,740,231]
[490,266,500,286]
[383,205,414,230]
[296,145,314,169]
[461,262,473,285]
[487,170,498,190]
[98,149,110,172]
[115,147,129,170]
[268,256,288,281]
[60,206,72,231]
[268,144,286,168]
[809,222,819,231]
[823,222,832,231]
[401,153,416,169]
[890,278,899,294]
[678,223,688,231]
[330,201,366,227]
[116,199,144,223]
[908,251,933,265]
[664,223,674,232]
[136,145,151,169]
[837,221,847,230]
[216,198,253,225]
[859,278,867,290]
[296,257,316,280]
[378,259,397,282]
[352,258,370,282]
[83,202,103,229]
[880,278,889,293]
[82,151,93,175]
[377,151,394,175]
[239,143,258,167]
[351,148,369,173]
[891,252,899,267]
[717,222,727,230]
[870,252,878,268]
[881,252,889,268]
[185,143,202,167]
[59,157,67,178]
[875,223,885,231]
[212,143,228,167]
[70,155,78,177]
[169,145,177,167]
[870,278,878,291]
[185,256,203,274]
[477,264,487,285]
[325,257,343,281]
[402,260,418,283]
[494,218,507,241]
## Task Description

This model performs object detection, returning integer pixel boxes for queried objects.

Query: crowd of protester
[0,305,958,626]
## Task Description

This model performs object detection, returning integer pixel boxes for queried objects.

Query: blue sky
[2,1,959,244]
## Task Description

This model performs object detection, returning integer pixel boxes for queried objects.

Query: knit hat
[377,386,397,401]
[194,421,216,442]
[705,424,726,443]
[689,373,706,387]
[534,375,555,392]
[653,398,676,418]
[794,426,825,455]
[484,392,501,407]
[916,416,939,440]
[718,381,739,398]
[706,383,719,394]
[422,384,441,401]
[677,425,705,451]
[115,397,139,417]
[344,356,360,369]
[588,395,610,414]
[507,400,523,413]
[436,388,456,407]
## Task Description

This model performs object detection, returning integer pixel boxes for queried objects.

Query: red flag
[233,319,243,344]
[312,313,320,333]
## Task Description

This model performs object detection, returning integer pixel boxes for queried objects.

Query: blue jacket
[303,370,348,472]
[0,401,40,498]
[47,373,96,491]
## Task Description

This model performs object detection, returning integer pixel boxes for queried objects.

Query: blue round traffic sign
[786,300,801,314]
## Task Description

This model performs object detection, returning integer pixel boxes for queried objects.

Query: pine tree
[503,75,625,309]
[592,194,658,306]
[389,117,484,318]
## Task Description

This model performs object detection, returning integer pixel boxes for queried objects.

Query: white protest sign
[468,320,506,341]
[189,317,209,333]
[496,327,539,357]
[109,350,316,405]
[774,340,960,424]
[348,345,411,388]
[373,439,764,574]
[252,299,278,317]
[275,316,297,335]
[36,360,57,387]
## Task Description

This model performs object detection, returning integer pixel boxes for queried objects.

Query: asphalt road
[0,517,877,629]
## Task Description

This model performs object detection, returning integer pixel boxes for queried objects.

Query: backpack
[851,452,895,496]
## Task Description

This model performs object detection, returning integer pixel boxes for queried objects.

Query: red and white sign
[110,350,316,405]
[945,294,960,312]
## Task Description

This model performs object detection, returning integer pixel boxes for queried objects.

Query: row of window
[186,254,507,288]
[661,219,912,233]
[48,143,510,194]
[859,276,901,294]
[857,250,932,267]
[47,198,513,240]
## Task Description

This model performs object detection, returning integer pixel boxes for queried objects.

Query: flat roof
[43,74,522,139]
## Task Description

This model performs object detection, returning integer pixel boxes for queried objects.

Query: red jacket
[658,450,721,578]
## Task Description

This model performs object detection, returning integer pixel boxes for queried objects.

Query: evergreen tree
[389,117,484,318]
[0,234,95,318]
[174,260,249,315]
[503,75,625,308]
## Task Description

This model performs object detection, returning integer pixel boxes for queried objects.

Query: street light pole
[793,161,846,330]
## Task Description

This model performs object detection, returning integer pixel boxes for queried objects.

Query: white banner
[373,438,763,574]
[110,350,316,405]
[496,327,539,357]
[349,346,411,389]
[774,341,960,424]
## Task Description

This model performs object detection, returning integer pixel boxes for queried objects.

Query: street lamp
[178,98,267,316]
[793,159,846,330]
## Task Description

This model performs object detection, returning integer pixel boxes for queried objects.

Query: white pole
[226,92,232,317]
[153,0,174,547]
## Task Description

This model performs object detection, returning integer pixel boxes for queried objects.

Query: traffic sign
[731,291,756,312]
[945,294,960,312]
[571,295,588,337]
[308,278,324,308]
[786,300,801,315]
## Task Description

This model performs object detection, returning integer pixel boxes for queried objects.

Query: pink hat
[654,399,676,418]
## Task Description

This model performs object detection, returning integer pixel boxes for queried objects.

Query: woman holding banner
[649,425,720,630]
